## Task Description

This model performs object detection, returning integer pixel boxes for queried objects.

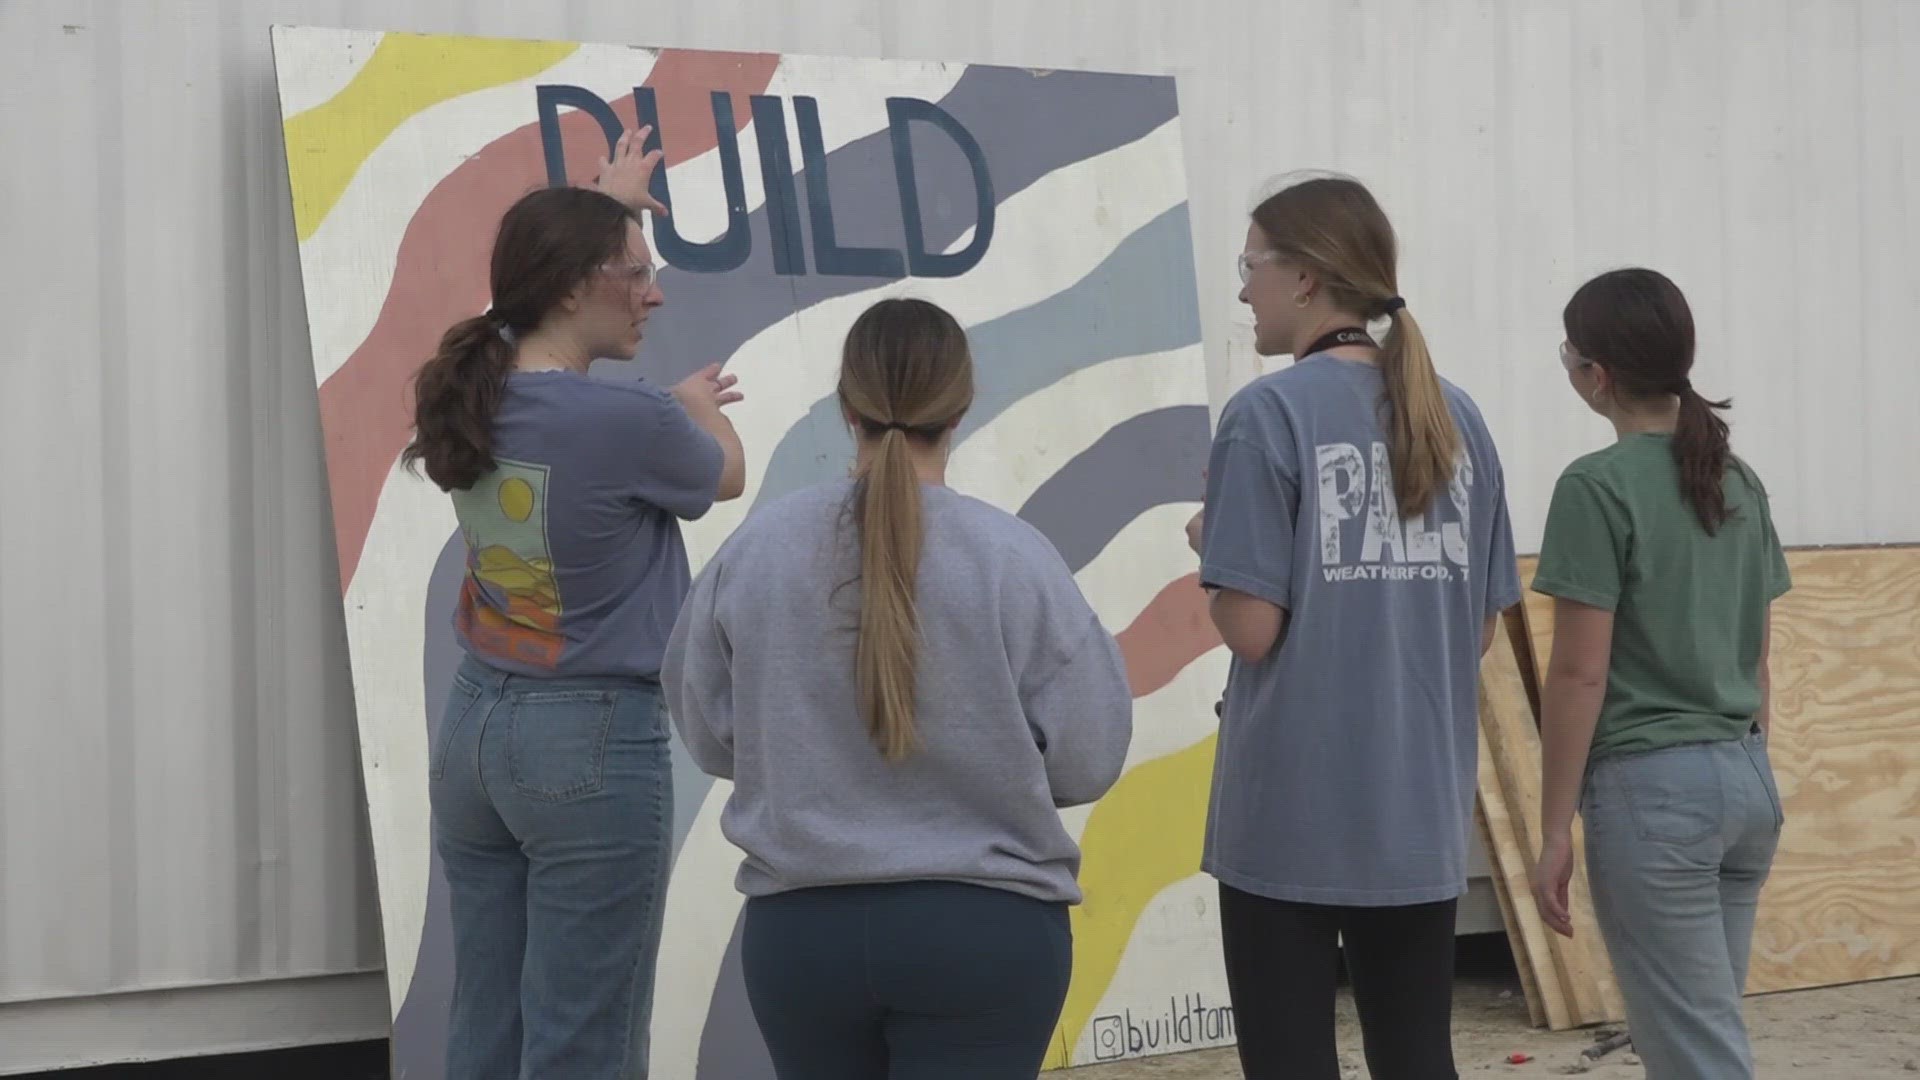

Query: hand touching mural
[594,126,672,218]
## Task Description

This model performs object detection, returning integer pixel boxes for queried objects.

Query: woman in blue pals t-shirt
[402,132,745,1080]
[1192,172,1522,1080]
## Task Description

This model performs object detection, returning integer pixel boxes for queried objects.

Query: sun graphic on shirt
[448,460,564,666]
[498,476,535,522]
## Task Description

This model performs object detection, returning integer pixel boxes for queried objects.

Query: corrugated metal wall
[2,0,1915,1030]
[4,0,369,1003]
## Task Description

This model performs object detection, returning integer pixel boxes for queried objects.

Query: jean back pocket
[507,689,618,802]
[1619,747,1724,845]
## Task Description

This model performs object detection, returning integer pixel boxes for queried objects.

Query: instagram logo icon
[1092,1016,1125,1061]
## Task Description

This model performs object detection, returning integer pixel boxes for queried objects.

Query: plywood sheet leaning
[267,25,1223,1078]
[1518,548,1920,996]
[1476,607,1625,1029]
[1474,744,1553,1028]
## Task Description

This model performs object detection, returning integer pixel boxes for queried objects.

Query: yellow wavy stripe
[283,32,579,241]
[1047,734,1217,1070]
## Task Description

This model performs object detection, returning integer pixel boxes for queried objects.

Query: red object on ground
[1508,1052,1534,1064]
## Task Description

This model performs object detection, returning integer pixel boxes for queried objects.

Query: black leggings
[1218,884,1459,1080]
[741,882,1072,1080]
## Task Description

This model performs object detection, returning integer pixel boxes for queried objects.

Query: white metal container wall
[2,0,1916,1039]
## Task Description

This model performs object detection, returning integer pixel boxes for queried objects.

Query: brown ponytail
[1564,268,1734,533]
[837,298,976,761]
[1674,386,1735,533]
[851,427,926,760]
[1250,173,1459,517]
[403,316,516,490]
[401,186,639,491]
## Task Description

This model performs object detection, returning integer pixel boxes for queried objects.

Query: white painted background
[3,0,1915,1070]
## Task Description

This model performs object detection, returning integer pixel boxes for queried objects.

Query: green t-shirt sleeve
[1532,470,1628,612]
[1762,499,1792,600]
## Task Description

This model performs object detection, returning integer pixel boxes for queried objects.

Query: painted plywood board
[267,25,1223,1077]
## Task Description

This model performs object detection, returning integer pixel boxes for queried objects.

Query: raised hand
[593,127,670,218]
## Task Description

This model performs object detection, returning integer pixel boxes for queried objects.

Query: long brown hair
[1564,268,1734,533]
[402,187,638,491]
[836,298,975,761]
[1252,174,1458,518]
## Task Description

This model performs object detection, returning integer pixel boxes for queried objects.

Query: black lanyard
[1300,326,1376,356]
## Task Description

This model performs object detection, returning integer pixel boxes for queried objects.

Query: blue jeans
[1580,729,1783,1080]
[429,655,673,1080]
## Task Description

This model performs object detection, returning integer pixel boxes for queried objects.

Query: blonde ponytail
[836,297,975,762]
[852,428,925,761]
[1378,307,1460,518]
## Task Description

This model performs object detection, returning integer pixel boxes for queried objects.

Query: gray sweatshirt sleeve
[1024,612,1134,807]
[999,527,1133,807]
[663,554,735,780]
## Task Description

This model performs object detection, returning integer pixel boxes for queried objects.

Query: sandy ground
[1063,976,1920,1079]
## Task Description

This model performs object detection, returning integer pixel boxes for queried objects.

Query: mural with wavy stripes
[269,25,1229,1076]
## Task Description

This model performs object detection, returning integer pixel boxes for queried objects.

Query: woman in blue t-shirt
[1531,268,1790,1080]
[403,129,745,1079]
[1192,172,1522,1080]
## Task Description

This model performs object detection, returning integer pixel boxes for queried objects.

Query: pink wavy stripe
[1118,573,1222,698]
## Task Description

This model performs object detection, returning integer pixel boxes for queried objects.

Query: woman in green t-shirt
[1529,268,1791,1080]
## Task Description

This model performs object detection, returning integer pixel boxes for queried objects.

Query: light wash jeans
[1580,728,1783,1080]
[429,655,673,1080]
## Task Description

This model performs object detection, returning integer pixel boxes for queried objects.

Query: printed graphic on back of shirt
[1317,442,1474,584]
[451,459,563,668]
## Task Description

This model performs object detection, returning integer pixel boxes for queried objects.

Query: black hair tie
[1381,296,1406,315]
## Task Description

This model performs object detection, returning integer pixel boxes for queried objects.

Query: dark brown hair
[836,298,975,761]
[1252,174,1459,518]
[1563,268,1734,533]
[402,187,638,491]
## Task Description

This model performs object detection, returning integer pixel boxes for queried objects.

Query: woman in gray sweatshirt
[662,296,1134,1080]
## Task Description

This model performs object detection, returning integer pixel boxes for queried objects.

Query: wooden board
[1477,801,1548,1028]
[1475,727,1565,1028]
[268,26,1226,1076]
[1517,547,1920,995]
[1476,615,1624,1028]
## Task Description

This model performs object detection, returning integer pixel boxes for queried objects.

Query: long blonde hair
[1252,174,1459,517]
[837,298,975,761]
